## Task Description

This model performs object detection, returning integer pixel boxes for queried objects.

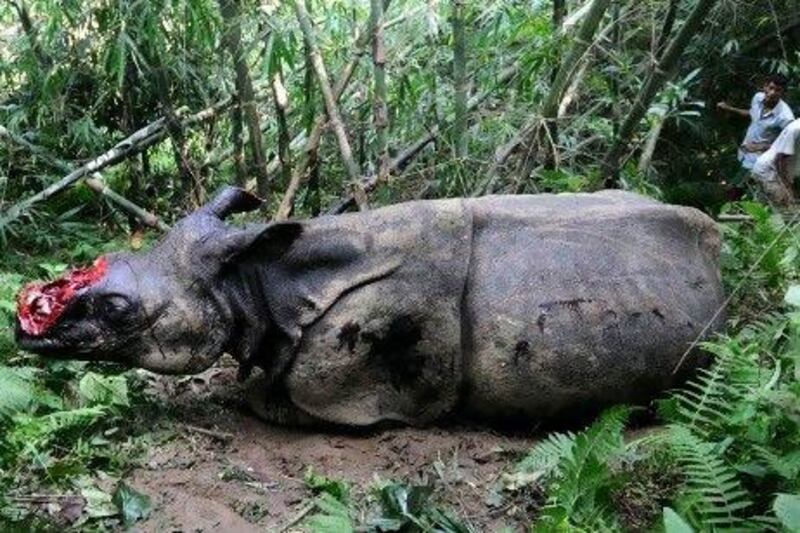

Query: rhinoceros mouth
[15,327,75,357]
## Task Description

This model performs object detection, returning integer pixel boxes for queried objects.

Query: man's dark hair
[765,74,789,90]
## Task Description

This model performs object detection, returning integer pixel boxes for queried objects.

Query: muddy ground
[129,359,541,532]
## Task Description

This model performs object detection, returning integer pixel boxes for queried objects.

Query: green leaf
[663,507,694,533]
[306,493,354,533]
[773,493,800,531]
[0,367,39,419]
[79,372,129,408]
[113,482,152,525]
[785,286,800,308]
[81,486,117,518]
[304,467,350,503]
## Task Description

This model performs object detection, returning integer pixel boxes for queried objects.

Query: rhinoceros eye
[101,294,133,322]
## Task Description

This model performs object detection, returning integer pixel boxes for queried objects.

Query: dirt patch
[128,361,541,531]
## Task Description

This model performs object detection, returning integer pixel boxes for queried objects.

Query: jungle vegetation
[0,0,799,530]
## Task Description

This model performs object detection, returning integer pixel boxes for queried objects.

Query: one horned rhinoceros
[16,188,725,426]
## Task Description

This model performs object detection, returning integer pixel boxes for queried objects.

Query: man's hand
[717,101,731,111]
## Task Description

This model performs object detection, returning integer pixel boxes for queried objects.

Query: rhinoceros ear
[202,221,303,267]
[201,186,263,220]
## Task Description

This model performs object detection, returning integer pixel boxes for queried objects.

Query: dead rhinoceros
[16,188,725,426]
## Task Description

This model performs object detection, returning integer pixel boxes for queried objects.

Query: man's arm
[717,101,750,118]
[741,141,772,153]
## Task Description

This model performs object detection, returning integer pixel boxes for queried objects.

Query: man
[718,75,795,171]
[752,118,800,206]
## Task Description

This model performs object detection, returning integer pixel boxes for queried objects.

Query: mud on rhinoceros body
[16,187,725,427]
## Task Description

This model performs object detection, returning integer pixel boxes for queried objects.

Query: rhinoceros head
[15,187,300,374]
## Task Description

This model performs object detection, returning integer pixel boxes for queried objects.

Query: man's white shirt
[738,92,795,169]
[753,118,800,182]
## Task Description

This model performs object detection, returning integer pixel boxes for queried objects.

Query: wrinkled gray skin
[17,188,725,426]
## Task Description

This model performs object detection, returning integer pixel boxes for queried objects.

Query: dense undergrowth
[1,200,798,531]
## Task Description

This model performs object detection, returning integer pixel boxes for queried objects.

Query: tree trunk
[601,0,718,184]
[544,0,567,170]
[219,0,270,199]
[230,92,246,186]
[541,0,611,120]
[154,68,202,207]
[655,0,679,55]
[302,2,321,217]
[452,0,468,159]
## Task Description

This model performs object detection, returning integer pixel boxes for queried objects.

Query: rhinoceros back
[461,191,724,420]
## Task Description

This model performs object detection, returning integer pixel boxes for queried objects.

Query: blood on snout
[17,257,108,336]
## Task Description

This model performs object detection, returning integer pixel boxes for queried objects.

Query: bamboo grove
[0,0,797,238]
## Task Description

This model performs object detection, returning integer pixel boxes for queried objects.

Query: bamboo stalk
[272,69,293,187]
[0,98,232,229]
[0,126,168,231]
[372,0,389,177]
[601,0,718,183]
[292,0,365,206]
[220,0,270,199]
[452,0,468,158]
[273,1,395,220]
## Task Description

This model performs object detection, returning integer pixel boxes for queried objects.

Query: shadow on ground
[130,358,541,531]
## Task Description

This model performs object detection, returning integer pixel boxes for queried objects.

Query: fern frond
[515,430,576,479]
[667,339,761,438]
[534,406,631,531]
[666,425,752,529]
[753,446,800,482]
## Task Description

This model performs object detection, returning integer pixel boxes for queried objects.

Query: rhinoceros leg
[243,375,321,427]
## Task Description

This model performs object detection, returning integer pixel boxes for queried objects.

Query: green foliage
[112,482,153,526]
[530,406,631,532]
[0,244,147,528]
[663,506,695,533]
[306,492,355,533]
[303,474,472,533]
[720,203,799,306]
[305,467,351,504]
[663,425,753,528]
[773,493,800,532]
[370,481,472,533]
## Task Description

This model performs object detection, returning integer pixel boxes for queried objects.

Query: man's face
[763,81,784,107]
